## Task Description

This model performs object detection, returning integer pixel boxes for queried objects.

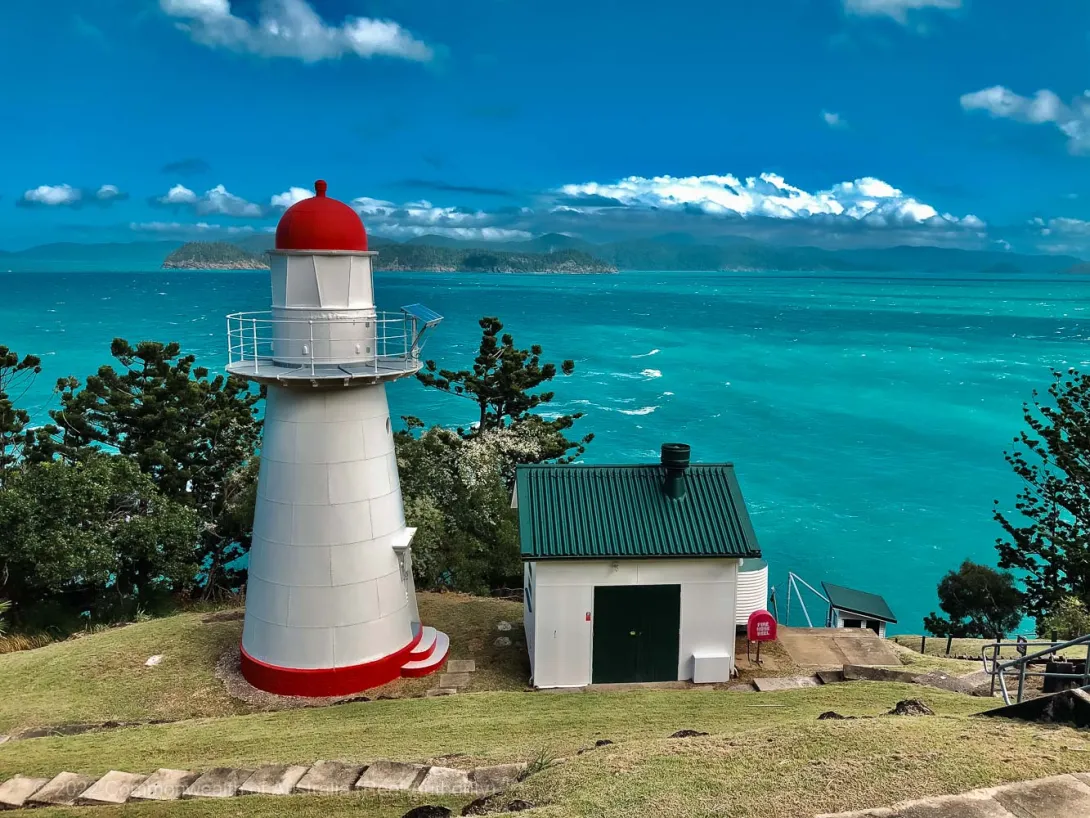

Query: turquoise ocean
[2,268,1088,634]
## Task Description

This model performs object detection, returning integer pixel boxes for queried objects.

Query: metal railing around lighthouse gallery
[225,308,436,381]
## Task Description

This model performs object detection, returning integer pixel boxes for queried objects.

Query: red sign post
[746,610,778,663]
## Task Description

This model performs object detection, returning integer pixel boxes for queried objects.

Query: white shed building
[516,444,763,689]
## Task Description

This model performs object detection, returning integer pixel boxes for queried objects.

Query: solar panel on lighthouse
[225,181,450,697]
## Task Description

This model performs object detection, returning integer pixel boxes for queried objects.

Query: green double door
[592,584,681,684]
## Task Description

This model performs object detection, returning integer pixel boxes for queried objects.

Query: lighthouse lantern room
[226,180,449,697]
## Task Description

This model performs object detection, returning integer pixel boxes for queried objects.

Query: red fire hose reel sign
[747,610,777,642]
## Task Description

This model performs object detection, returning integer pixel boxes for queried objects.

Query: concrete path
[0,758,525,811]
[779,627,904,668]
[817,772,1090,817]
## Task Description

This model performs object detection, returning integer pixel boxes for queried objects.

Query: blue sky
[2,0,1090,253]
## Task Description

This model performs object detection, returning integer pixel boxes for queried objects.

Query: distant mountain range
[0,233,1086,274]
[164,240,617,274]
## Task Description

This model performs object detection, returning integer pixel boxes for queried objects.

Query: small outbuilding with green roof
[822,582,897,639]
[514,443,763,689]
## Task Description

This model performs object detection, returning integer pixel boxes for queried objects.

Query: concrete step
[401,630,450,678]
[408,626,438,661]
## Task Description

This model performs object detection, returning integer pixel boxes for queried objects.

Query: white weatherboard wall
[528,558,739,689]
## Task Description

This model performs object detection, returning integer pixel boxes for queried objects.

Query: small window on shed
[525,584,533,613]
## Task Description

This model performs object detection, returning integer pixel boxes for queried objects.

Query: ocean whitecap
[640,369,662,379]
[619,406,659,416]
[632,348,661,358]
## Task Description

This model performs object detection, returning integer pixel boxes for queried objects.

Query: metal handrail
[983,634,1090,704]
[225,310,421,376]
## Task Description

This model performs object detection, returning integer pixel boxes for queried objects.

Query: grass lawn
[0,683,994,779]
[0,593,525,733]
[514,712,1090,817]
[5,686,1090,818]
[8,604,1090,816]
[890,634,1075,661]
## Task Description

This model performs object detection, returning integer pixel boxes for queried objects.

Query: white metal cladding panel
[287,581,381,628]
[369,488,406,538]
[249,542,333,587]
[735,562,769,626]
[242,381,415,671]
[272,254,374,310]
[532,583,593,688]
[376,566,409,616]
[335,612,412,666]
[329,540,402,585]
[291,500,372,546]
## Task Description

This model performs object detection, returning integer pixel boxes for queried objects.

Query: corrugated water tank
[736,558,769,626]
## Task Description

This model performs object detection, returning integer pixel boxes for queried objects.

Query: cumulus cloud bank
[960,85,1090,154]
[159,0,434,63]
[154,183,264,218]
[557,173,982,228]
[350,196,532,241]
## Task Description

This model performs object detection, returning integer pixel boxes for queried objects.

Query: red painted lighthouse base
[240,626,450,698]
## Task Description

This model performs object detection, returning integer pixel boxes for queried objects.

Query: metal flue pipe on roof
[661,443,691,500]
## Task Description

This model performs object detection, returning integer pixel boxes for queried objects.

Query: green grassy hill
[2,596,1089,817]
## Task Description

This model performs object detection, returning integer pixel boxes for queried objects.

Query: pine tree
[994,368,1090,618]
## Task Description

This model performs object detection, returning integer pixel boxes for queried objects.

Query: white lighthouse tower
[226,180,449,697]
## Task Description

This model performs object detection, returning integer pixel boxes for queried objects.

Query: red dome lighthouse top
[275,180,368,252]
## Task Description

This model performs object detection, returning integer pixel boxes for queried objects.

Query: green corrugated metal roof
[516,463,762,560]
[822,582,898,624]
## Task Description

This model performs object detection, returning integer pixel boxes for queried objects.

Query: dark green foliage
[27,339,262,597]
[923,561,1024,639]
[396,424,520,594]
[417,316,592,480]
[0,346,41,481]
[994,369,1090,618]
[0,455,199,627]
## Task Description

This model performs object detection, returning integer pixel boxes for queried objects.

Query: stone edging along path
[0,759,526,810]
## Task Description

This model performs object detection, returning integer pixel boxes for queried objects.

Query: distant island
[162,241,618,274]
[163,242,269,270]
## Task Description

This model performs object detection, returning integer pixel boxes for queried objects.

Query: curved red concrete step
[407,626,438,661]
[400,630,450,678]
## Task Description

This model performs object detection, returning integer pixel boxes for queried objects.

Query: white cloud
[557,172,980,227]
[160,0,433,63]
[159,184,199,205]
[131,220,259,235]
[22,184,83,206]
[155,183,264,217]
[271,187,313,209]
[346,196,531,241]
[95,184,125,202]
[822,110,847,128]
[843,0,960,24]
[960,85,1090,154]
